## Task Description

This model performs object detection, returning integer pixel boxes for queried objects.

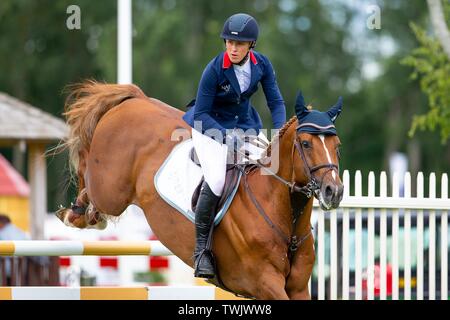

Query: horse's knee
[250,273,289,300]
[291,259,314,277]
[288,288,311,300]
[285,254,315,300]
[255,285,289,300]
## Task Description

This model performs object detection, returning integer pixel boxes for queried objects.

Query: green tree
[0,0,117,208]
[339,0,449,183]
[402,1,450,143]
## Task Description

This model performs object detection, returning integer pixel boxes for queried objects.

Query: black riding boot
[193,181,220,278]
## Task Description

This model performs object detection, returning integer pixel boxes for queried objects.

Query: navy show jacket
[182,50,286,136]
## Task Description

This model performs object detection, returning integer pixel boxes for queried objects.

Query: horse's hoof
[88,219,107,230]
[55,207,68,222]
[55,207,85,228]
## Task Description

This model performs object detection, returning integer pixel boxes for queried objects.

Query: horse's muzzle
[320,182,344,210]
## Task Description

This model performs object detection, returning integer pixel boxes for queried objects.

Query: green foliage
[0,0,117,207]
[402,23,450,143]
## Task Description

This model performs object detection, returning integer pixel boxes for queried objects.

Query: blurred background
[0,0,448,209]
[0,0,448,211]
[0,0,448,295]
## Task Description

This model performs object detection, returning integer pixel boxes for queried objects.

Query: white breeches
[191,129,228,196]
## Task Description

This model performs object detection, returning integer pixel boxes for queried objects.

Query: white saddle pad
[154,136,268,226]
[154,139,239,226]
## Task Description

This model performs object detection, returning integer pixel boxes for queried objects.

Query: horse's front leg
[242,264,290,300]
[285,235,315,300]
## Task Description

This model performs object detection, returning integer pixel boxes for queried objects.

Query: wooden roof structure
[0,92,68,144]
[0,91,68,239]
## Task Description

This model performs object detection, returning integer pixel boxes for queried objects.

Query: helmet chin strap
[235,41,256,65]
[235,52,249,66]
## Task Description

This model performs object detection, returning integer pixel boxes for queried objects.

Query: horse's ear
[327,96,343,122]
[295,91,308,120]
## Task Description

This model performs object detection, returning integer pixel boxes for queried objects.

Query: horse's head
[292,91,344,210]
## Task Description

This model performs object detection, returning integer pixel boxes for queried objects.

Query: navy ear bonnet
[295,91,343,135]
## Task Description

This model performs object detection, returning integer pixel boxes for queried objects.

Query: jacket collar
[222,50,258,69]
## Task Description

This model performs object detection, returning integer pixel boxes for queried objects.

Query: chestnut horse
[56,81,343,299]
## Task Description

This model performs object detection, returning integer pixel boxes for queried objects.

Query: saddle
[189,148,241,214]
[154,137,264,226]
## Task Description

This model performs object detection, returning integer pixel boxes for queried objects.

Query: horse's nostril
[325,185,333,198]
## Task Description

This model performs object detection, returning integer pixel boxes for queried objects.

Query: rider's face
[225,40,252,63]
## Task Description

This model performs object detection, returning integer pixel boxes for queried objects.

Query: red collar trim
[249,51,258,65]
[222,52,232,69]
[222,51,258,69]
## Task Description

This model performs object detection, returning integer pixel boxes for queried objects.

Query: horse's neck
[269,124,296,183]
[255,125,313,235]
[244,126,298,233]
[278,126,314,232]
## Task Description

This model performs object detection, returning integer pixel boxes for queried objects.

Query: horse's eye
[336,147,341,159]
[301,141,311,148]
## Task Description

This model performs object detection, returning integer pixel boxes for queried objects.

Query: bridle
[241,133,339,259]
[292,139,339,197]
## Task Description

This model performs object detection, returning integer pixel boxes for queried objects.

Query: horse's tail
[62,79,147,171]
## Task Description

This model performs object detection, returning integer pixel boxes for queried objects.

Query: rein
[241,136,338,259]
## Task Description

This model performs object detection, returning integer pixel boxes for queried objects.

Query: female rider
[182,13,286,278]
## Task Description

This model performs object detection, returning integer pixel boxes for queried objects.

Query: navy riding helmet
[220,13,259,45]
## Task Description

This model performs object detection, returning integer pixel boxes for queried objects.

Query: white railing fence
[310,170,449,300]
